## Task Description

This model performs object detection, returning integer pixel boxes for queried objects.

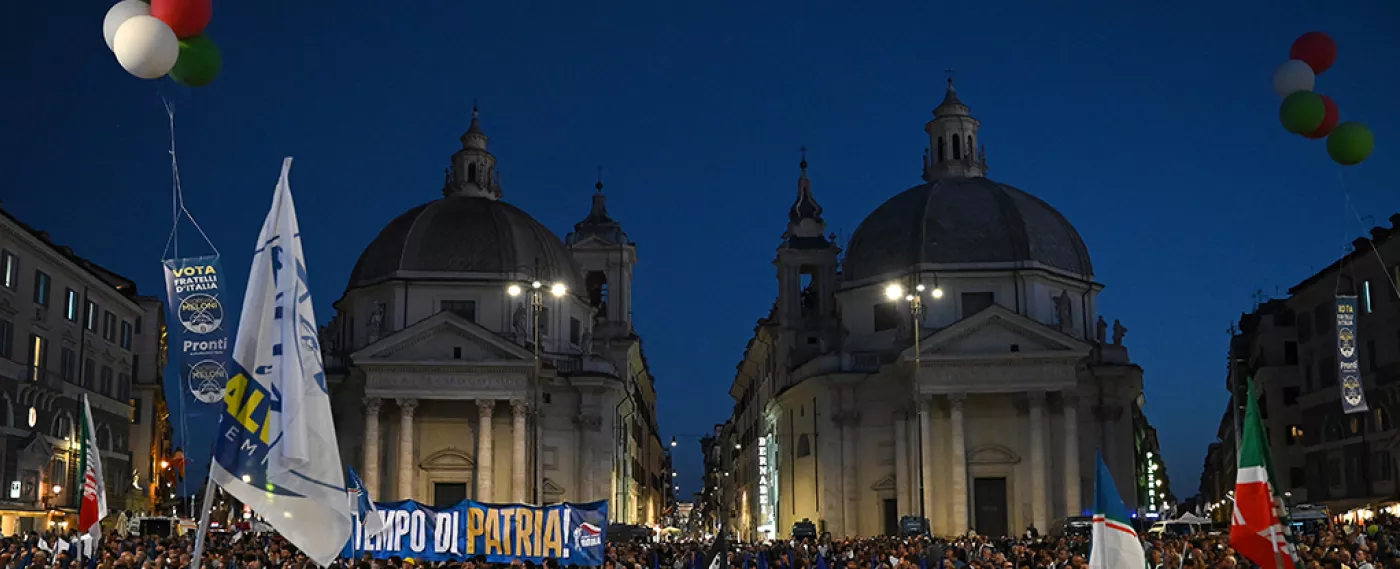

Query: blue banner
[1337,295,1368,414]
[344,500,608,565]
[161,255,235,495]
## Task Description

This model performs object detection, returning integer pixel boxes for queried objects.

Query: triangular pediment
[420,447,475,471]
[21,433,52,459]
[541,478,565,497]
[351,311,534,364]
[908,305,1091,360]
[870,474,897,492]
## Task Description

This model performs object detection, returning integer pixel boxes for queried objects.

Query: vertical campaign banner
[1336,295,1368,415]
[161,256,235,495]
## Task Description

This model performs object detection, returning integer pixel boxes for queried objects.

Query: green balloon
[1279,91,1325,135]
[1327,122,1375,166]
[169,35,222,88]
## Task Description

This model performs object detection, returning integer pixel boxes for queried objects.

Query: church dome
[842,176,1093,283]
[346,195,584,291]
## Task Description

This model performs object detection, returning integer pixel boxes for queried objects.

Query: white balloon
[112,15,179,80]
[1273,59,1316,98]
[102,0,151,52]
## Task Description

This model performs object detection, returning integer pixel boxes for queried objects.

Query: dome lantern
[922,72,989,181]
[445,104,503,200]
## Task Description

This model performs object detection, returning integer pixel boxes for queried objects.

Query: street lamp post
[884,277,942,520]
[508,277,568,504]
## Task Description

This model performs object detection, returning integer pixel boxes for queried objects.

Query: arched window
[967,136,974,159]
[467,163,478,183]
[97,424,112,451]
[586,271,609,314]
[1321,417,1344,445]
[936,137,945,162]
[0,396,11,428]
[52,412,72,440]
[796,434,811,458]
[1350,416,1363,435]
[952,136,962,160]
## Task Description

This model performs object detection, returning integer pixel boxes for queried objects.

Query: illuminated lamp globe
[550,283,567,297]
[507,284,522,297]
[931,288,944,299]
[884,284,903,300]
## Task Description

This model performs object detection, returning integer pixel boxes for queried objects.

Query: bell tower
[775,149,842,368]
[922,73,989,181]
[565,171,636,339]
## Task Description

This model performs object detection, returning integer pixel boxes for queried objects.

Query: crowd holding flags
[1229,378,1301,569]
[1088,451,1145,569]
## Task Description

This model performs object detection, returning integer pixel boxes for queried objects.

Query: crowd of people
[1,517,1394,569]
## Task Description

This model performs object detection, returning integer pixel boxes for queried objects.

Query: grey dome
[843,176,1093,282]
[348,195,584,291]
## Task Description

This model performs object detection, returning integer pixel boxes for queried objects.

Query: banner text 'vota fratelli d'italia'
[1337,295,1369,414]
[345,500,607,565]
[161,256,235,494]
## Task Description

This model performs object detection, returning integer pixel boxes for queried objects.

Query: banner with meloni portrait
[161,255,235,494]
[345,500,608,565]
[1336,295,1369,414]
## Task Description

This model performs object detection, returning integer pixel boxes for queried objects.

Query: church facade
[722,81,1153,539]
[320,110,668,525]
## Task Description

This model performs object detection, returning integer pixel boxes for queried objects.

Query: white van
[1147,519,1210,538]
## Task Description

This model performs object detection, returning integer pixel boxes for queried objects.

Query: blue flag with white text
[209,158,352,567]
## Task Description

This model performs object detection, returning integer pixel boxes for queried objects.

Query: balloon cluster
[1273,32,1374,166]
[103,0,221,87]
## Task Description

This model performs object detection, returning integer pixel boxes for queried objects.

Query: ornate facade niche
[967,444,1021,465]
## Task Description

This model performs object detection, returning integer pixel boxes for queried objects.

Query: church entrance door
[972,477,1008,537]
[434,482,467,507]
[882,499,898,535]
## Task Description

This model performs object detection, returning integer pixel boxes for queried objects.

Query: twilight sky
[3,0,1399,500]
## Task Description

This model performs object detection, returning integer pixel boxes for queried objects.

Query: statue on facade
[366,302,386,343]
[1113,319,1128,345]
[1052,290,1072,331]
[1095,316,1108,343]
[512,302,527,338]
[580,329,593,356]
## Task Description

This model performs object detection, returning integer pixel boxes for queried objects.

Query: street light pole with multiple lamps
[883,276,942,520]
[506,277,567,505]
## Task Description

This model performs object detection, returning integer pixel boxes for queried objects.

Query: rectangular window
[134,316,142,334]
[439,300,477,322]
[1376,451,1393,481]
[0,319,11,359]
[102,311,116,342]
[1364,281,1374,313]
[569,317,581,345]
[1298,312,1313,342]
[961,292,996,316]
[27,334,45,382]
[64,289,79,321]
[1321,355,1337,387]
[0,251,15,290]
[84,301,98,331]
[1367,339,1378,371]
[132,354,140,383]
[120,321,133,350]
[118,373,130,400]
[32,271,49,307]
[1314,303,1329,337]
[130,398,142,424]
[1283,386,1300,406]
[100,366,114,396]
[873,301,900,332]
[82,358,95,389]
[1284,341,1298,365]
[59,347,76,382]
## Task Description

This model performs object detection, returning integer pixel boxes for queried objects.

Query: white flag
[208,158,351,566]
[78,394,108,538]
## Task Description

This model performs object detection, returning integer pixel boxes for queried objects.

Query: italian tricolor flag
[1229,378,1299,569]
[78,395,108,538]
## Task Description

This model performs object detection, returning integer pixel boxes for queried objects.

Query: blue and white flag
[347,467,386,537]
[209,157,351,567]
[1089,451,1145,569]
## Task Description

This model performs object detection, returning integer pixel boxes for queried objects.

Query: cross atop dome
[923,72,988,181]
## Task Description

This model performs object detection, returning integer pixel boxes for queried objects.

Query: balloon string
[1335,167,1400,302]
[159,94,220,262]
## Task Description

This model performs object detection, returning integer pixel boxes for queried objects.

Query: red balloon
[1304,95,1340,139]
[1290,31,1337,75]
[150,0,212,39]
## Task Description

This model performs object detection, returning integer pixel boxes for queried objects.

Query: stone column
[838,410,856,536]
[1028,391,1048,533]
[396,398,417,501]
[363,398,383,498]
[1063,394,1081,516]
[893,410,910,517]
[918,399,935,532]
[949,394,968,535]
[476,400,495,501]
[511,399,529,503]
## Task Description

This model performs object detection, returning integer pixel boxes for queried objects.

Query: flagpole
[190,464,219,569]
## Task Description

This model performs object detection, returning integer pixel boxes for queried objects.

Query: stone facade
[323,111,667,523]
[722,80,1148,540]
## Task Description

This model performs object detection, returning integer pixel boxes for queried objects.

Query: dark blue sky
[4,0,1399,500]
